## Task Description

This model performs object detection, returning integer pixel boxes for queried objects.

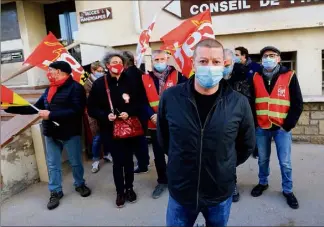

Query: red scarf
[47,76,69,103]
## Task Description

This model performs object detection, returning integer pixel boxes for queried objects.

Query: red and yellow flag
[1,85,30,107]
[24,32,89,85]
[160,10,215,78]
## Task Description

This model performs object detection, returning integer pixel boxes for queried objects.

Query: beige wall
[16,1,49,87]
[1,1,49,87]
[1,39,28,86]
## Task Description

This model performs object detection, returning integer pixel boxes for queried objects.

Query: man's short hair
[122,51,135,66]
[102,51,125,65]
[152,50,168,59]
[193,39,224,59]
[90,61,103,71]
[235,46,249,58]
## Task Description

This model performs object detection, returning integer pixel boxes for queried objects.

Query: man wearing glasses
[250,46,303,209]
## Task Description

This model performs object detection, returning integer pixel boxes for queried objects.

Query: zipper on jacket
[189,98,219,210]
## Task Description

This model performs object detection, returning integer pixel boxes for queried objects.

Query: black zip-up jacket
[250,65,303,132]
[87,72,141,132]
[5,76,86,140]
[157,77,255,207]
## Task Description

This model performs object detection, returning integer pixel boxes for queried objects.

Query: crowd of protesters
[3,38,303,226]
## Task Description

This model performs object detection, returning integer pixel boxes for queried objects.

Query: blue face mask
[154,62,167,72]
[234,56,241,64]
[223,65,233,79]
[94,72,104,78]
[262,57,277,70]
[195,66,224,89]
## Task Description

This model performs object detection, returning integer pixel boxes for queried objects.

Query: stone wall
[1,128,39,202]
[292,102,324,144]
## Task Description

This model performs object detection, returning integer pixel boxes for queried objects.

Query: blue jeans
[256,127,293,193]
[166,196,232,227]
[92,134,108,161]
[44,136,85,192]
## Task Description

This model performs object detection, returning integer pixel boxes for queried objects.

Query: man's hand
[119,112,129,120]
[39,110,50,120]
[108,113,117,121]
[150,114,157,125]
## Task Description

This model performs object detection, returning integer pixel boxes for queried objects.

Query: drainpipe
[133,0,142,34]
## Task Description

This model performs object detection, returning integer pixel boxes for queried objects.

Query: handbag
[104,75,144,139]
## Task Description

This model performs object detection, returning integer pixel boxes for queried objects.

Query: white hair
[152,50,168,59]
[224,49,235,62]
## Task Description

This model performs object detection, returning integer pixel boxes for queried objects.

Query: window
[1,2,21,41]
[250,51,297,71]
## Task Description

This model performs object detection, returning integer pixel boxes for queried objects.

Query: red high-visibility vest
[253,71,294,129]
[142,71,178,129]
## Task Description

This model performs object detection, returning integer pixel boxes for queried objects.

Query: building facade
[1,0,324,141]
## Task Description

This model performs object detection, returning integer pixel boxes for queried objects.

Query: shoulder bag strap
[104,75,114,114]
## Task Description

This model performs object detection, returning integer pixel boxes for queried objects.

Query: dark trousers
[134,135,150,169]
[150,130,168,184]
[101,130,136,194]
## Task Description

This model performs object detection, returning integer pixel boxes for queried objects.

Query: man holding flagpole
[3,61,91,210]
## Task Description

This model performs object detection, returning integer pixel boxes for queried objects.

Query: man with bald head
[157,39,255,226]
[141,50,187,199]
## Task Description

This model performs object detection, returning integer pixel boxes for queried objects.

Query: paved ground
[1,143,324,226]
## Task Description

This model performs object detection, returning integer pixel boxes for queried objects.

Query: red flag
[135,15,157,68]
[24,32,89,85]
[160,10,215,77]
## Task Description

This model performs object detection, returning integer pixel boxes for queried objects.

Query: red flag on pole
[160,10,215,77]
[135,15,157,68]
[24,32,89,85]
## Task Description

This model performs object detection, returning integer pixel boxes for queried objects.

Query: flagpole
[29,104,60,127]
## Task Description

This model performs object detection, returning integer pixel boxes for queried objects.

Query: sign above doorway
[163,0,324,19]
[79,7,112,24]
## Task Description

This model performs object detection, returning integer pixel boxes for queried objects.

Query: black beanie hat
[49,61,72,75]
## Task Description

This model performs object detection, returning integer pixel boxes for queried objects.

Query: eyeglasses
[262,54,278,59]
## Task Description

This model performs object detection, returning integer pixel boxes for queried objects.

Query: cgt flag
[160,10,215,78]
[24,32,89,85]
[1,85,30,107]
[135,14,157,68]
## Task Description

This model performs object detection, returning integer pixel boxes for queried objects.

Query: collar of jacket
[59,75,74,87]
[106,71,128,84]
[180,75,232,103]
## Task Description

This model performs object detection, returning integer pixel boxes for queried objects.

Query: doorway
[43,0,81,62]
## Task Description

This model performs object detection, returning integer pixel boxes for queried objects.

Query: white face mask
[195,66,224,88]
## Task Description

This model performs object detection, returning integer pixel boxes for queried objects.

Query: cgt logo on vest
[278,85,286,98]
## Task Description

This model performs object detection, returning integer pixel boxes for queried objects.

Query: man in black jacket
[4,61,91,210]
[250,46,303,210]
[157,39,255,226]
